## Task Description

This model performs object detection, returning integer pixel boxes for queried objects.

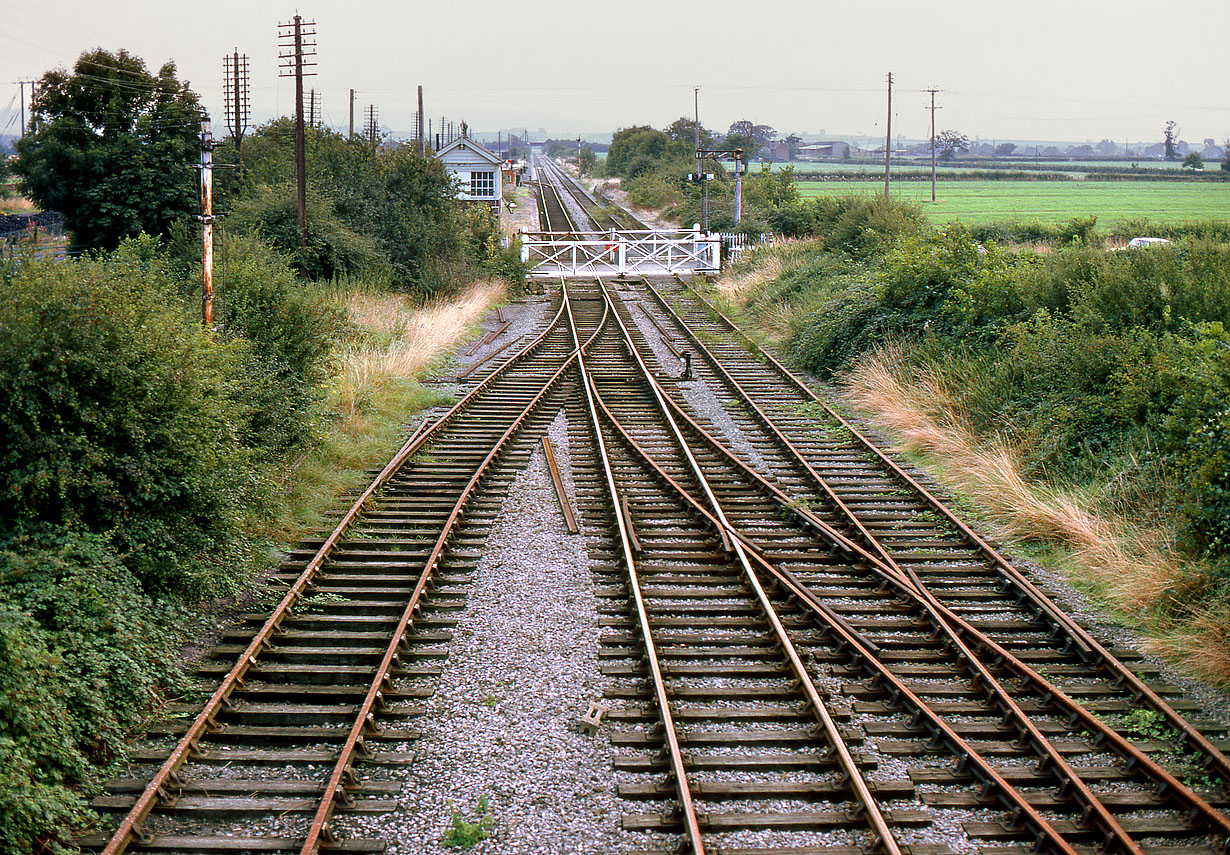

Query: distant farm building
[436,135,503,216]
[797,141,850,160]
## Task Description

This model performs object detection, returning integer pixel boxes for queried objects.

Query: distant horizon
[2,0,1227,148]
[3,126,1214,156]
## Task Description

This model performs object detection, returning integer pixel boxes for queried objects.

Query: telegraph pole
[278,14,317,253]
[16,80,36,137]
[884,72,893,201]
[925,87,941,202]
[349,89,355,138]
[200,118,215,327]
[417,85,425,153]
[223,51,249,160]
[364,105,379,148]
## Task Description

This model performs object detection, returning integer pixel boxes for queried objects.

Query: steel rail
[637,283,1148,848]
[537,153,642,232]
[101,294,571,855]
[542,436,579,534]
[593,278,901,855]
[562,279,706,854]
[639,281,1230,850]
[457,334,526,380]
[642,356,1230,851]
[587,374,1084,855]
[676,277,1230,785]
[300,284,603,852]
[533,152,584,235]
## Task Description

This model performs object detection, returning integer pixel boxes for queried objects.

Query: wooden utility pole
[349,89,355,139]
[417,85,425,153]
[15,80,37,137]
[926,87,941,202]
[200,118,215,326]
[884,72,893,201]
[278,14,317,253]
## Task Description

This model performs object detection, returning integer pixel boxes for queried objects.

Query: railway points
[85,155,1230,855]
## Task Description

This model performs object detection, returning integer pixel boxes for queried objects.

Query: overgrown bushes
[730,197,1230,574]
[216,121,509,295]
[0,234,342,851]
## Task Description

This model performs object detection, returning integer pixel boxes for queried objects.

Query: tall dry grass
[842,345,1230,683]
[266,279,505,543]
[717,248,788,302]
[336,280,506,416]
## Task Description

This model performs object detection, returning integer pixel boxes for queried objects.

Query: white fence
[716,231,773,262]
[521,228,721,278]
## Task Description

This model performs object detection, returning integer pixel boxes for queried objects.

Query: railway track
[84,292,594,854]
[81,162,1230,854]
[588,275,1230,855]
[533,151,645,232]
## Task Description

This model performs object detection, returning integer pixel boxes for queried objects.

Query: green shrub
[733,212,1230,568]
[217,234,345,457]
[0,604,87,855]
[226,182,391,281]
[0,240,259,596]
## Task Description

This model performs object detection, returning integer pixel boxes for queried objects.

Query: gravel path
[336,410,634,854]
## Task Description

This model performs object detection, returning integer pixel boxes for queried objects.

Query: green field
[794,179,1230,226]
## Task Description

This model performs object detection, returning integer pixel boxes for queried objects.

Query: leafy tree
[935,130,969,161]
[664,117,714,148]
[1163,120,1180,160]
[221,121,469,293]
[1182,151,1204,170]
[1223,138,1230,173]
[606,125,676,178]
[784,133,803,160]
[725,120,777,159]
[995,143,1017,157]
[1096,139,1118,155]
[13,49,202,251]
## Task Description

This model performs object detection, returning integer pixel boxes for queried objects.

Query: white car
[1126,237,1171,248]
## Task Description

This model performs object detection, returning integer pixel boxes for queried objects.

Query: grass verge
[265,278,506,543]
[840,345,1230,684]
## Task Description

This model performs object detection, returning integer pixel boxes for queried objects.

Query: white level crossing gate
[521,229,720,278]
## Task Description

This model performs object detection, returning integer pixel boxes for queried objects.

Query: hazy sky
[2,0,1227,147]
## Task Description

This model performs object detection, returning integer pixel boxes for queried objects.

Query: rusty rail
[564,280,706,853]
[641,279,1230,851]
[101,294,572,855]
[542,436,578,534]
[674,276,1230,786]
[458,334,526,380]
[594,277,902,855]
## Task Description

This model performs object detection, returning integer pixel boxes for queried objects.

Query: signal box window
[471,171,495,197]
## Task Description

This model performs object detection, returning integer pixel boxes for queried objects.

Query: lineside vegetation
[714,196,1230,682]
[1,48,519,853]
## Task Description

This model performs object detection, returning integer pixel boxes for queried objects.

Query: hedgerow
[733,198,1230,572]
[0,234,342,851]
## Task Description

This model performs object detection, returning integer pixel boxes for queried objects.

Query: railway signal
[694,147,744,226]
